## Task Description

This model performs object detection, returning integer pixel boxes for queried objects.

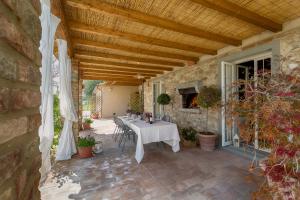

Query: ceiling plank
[51,0,73,55]
[191,0,281,32]
[75,50,184,67]
[66,0,241,45]
[104,82,141,86]
[81,75,143,82]
[83,72,151,78]
[81,68,156,77]
[80,64,163,74]
[78,58,173,71]
[69,21,217,54]
[73,38,198,61]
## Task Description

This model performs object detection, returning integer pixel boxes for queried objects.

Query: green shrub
[84,118,93,124]
[52,95,62,149]
[157,93,171,105]
[78,136,96,147]
[180,127,197,142]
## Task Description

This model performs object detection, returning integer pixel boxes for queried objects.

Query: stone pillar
[0,0,42,199]
[78,78,83,131]
[71,59,79,142]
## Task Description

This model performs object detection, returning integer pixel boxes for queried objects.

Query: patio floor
[40,119,262,200]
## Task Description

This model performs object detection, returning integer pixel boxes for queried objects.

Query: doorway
[221,53,272,151]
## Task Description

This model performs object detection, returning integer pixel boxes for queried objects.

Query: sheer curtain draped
[55,39,78,161]
[38,0,60,182]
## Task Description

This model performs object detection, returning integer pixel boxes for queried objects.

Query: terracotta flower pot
[91,113,99,119]
[198,133,217,151]
[83,123,91,130]
[78,146,93,158]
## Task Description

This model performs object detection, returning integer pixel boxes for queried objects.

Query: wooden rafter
[191,0,282,32]
[83,72,150,79]
[73,38,199,61]
[81,68,156,77]
[51,0,73,55]
[80,65,161,75]
[66,0,241,45]
[81,75,143,83]
[78,58,173,71]
[69,21,217,54]
[75,50,184,67]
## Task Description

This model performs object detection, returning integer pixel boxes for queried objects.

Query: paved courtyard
[40,119,261,200]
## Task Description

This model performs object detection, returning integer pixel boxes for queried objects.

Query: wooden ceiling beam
[75,50,184,67]
[69,21,217,54]
[82,71,151,78]
[104,82,141,86]
[191,0,281,32]
[80,64,163,74]
[78,58,173,71]
[66,0,241,45]
[80,68,156,77]
[51,0,73,55]
[81,75,143,83]
[73,38,198,61]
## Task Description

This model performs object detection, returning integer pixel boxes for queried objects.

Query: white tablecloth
[119,116,180,163]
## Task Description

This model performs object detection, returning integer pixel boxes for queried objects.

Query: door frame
[152,81,162,119]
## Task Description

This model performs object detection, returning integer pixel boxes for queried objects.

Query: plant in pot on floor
[180,127,197,147]
[83,118,93,130]
[157,93,171,119]
[90,112,99,119]
[196,86,221,151]
[78,136,96,158]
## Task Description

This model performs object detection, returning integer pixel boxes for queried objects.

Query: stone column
[71,59,79,142]
[0,0,42,199]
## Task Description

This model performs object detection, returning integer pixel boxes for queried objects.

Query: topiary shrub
[157,93,171,105]
[196,86,221,133]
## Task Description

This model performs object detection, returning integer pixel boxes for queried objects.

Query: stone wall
[71,59,79,142]
[144,20,300,140]
[0,0,42,199]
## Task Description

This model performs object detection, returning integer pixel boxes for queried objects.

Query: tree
[84,80,101,97]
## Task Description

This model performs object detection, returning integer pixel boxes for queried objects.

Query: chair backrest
[162,115,171,122]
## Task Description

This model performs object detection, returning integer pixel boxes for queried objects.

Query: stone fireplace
[176,80,202,110]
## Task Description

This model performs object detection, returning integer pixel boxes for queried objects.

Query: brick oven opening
[178,87,198,109]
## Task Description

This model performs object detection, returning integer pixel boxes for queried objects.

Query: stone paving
[40,119,262,200]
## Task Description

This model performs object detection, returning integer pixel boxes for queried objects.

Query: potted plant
[77,136,96,158]
[90,112,99,119]
[179,127,197,147]
[196,86,221,151]
[82,118,93,130]
[157,93,171,118]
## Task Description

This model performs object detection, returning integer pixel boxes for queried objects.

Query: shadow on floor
[40,119,262,200]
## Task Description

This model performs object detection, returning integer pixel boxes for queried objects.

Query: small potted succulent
[77,136,96,158]
[196,86,221,151]
[82,118,93,130]
[180,127,197,147]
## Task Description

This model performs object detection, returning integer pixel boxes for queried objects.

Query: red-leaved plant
[226,64,299,200]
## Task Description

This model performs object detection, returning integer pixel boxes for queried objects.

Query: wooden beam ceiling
[69,21,217,54]
[73,38,199,61]
[191,0,282,32]
[81,75,143,83]
[81,68,156,77]
[75,50,184,67]
[78,58,173,71]
[83,72,150,79]
[80,65,161,75]
[66,0,241,45]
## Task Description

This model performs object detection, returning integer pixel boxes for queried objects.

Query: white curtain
[55,39,78,161]
[38,0,60,183]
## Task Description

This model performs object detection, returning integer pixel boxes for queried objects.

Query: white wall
[100,85,138,118]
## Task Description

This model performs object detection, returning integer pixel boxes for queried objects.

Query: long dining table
[119,116,181,163]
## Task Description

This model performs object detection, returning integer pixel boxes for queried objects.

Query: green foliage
[84,80,101,97]
[157,93,171,105]
[196,86,221,109]
[130,92,142,113]
[78,136,96,147]
[84,118,93,124]
[180,127,197,142]
[52,95,62,148]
